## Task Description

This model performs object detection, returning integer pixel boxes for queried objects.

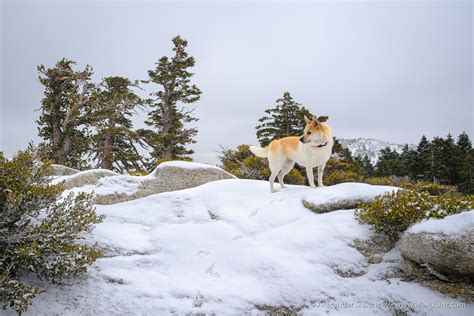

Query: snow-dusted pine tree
[255,92,312,147]
[89,76,146,172]
[139,36,201,166]
[36,59,94,169]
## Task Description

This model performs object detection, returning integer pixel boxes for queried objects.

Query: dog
[249,115,334,193]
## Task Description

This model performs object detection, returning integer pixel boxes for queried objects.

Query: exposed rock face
[302,198,371,214]
[93,162,236,205]
[63,169,119,190]
[50,164,79,176]
[400,227,474,279]
[353,234,395,265]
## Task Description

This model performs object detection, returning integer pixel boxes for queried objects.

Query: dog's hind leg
[278,159,295,188]
[317,163,326,187]
[269,169,280,193]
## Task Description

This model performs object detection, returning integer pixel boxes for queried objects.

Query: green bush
[363,176,411,186]
[364,176,399,186]
[364,177,460,197]
[128,169,149,176]
[324,170,359,186]
[322,157,362,185]
[0,150,105,314]
[355,190,473,241]
[399,181,459,197]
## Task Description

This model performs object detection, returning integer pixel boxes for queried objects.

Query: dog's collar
[312,142,328,148]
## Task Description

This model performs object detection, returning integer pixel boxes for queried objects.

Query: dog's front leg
[306,166,316,188]
[317,163,326,187]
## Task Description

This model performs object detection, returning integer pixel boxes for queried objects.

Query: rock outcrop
[302,197,371,214]
[93,161,235,204]
[400,211,474,280]
[50,164,79,176]
[63,169,119,190]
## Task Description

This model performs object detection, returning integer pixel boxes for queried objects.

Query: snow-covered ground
[20,178,473,315]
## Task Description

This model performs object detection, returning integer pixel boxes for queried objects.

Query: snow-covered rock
[20,180,473,315]
[61,161,235,204]
[400,211,474,279]
[49,164,79,176]
[302,183,397,213]
[60,169,119,189]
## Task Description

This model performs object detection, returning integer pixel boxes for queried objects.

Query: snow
[19,179,473,315]
[407,211,474,235]
[149,160,222,175]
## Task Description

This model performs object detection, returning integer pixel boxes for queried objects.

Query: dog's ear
[304,115,311,124]
[317,116,328,123]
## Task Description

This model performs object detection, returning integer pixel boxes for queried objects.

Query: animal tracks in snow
[205,263,221,278]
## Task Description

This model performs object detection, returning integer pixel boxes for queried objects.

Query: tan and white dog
[250,115,334,193]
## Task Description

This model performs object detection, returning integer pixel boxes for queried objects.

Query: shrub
[364,176,410,186]
[364,177,460,197]
[0,150,105,314]
[355,190,473,241]
[399,181,459,197]
[324,170,359,186]
[323,157,362,185]
[128,169,149,176]
[364,176,399,186]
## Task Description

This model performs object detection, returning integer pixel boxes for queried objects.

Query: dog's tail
[249,145,268,158]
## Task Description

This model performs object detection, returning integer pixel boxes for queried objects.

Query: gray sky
[1,0,472,163]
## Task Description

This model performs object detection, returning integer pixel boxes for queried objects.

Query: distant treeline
[370,134,473,194]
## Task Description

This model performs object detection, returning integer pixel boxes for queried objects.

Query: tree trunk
[51,119,64,162]
[100,136,113,170]
[161,93,173,160]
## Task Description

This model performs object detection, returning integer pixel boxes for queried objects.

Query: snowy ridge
[22,179,473,315]
[407,211,474,235]
[339,138,415,165]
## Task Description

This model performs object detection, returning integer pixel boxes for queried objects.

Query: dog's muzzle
[299,137,309,144]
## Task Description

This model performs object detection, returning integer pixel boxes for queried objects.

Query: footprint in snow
[205,263,221,278]
[232,235,243,240]
[196,250,210,256]
[192,290,205,308]
[249,209,259,217]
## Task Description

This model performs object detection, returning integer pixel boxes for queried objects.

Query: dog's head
[300,115,329,144]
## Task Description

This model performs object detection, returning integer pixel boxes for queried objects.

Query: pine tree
[431,136,450,184]
[375,147,402,176]
[443,134,462,185]
[362,155,375,177]
[89,76,146,172]
[456,132,473,194]
[399,144,418,177]
[255,92,312,146]
[332,137,354,163]
[139,36,201,166]
[36,59,94,169]
[414,135,433,181]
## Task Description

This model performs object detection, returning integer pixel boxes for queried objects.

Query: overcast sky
[1,0,472,163]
